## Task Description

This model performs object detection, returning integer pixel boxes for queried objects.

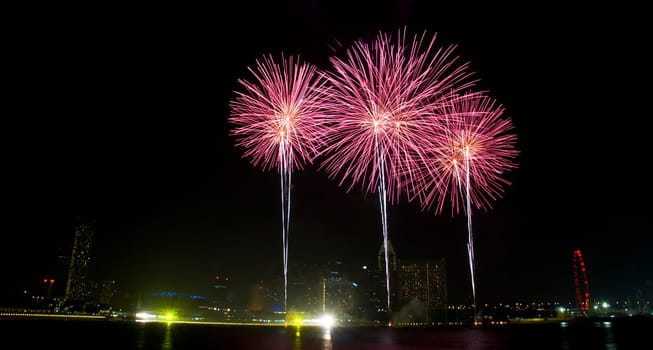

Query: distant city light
[320,314,335,329]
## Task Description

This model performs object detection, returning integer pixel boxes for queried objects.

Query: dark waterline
[0,317,650,349]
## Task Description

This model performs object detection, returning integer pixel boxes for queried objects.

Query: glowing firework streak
[412,92,518,311]
[320,28,476,322]
[229,53,332,317]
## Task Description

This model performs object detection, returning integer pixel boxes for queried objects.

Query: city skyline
[3,2,651,307]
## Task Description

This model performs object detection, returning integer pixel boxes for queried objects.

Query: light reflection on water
[561,320,617,350]
[294,325,333,350]
[320,327,333,350]
[161,323,173,350]
[2,318,649,349]
[293,331,302,350]
[602,322,617,350]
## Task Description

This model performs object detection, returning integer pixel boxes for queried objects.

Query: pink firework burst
[319,28,477,319]
[412,92,519,216]
[320,27,476,204]
[229,53,332,172]
[228,53,332,317]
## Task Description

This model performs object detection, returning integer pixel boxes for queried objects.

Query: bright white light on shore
[135,312,156,320]
[320,314,335,328]
[602,302,610,309]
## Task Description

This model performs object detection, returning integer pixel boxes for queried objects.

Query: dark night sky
[3,2,651,306]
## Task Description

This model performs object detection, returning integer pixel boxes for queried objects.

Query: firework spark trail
[410,92,518,311]
[375,134,391,318]
[464,144,476,312]
[229,53,332,319]
[320,28,476,323]
[279,140,291,319]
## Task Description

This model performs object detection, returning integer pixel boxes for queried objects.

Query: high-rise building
[97,279,117,306]
[64,221,94,304]
[212,274,231,307]
[248,280,266,313]
[396,258,447,324]
[377,240,398,313]
[361,267,386,322]
[320,261,355,320]
[288,262,321,314]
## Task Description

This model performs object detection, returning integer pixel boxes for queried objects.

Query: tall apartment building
[320,261,355,320]
[396,258,447,324]
[212,274,231,307]
[64,221,94,304]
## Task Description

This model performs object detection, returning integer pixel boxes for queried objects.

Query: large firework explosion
[411,92,518,215]
[228,53,332,317]
[318,28,476,321]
